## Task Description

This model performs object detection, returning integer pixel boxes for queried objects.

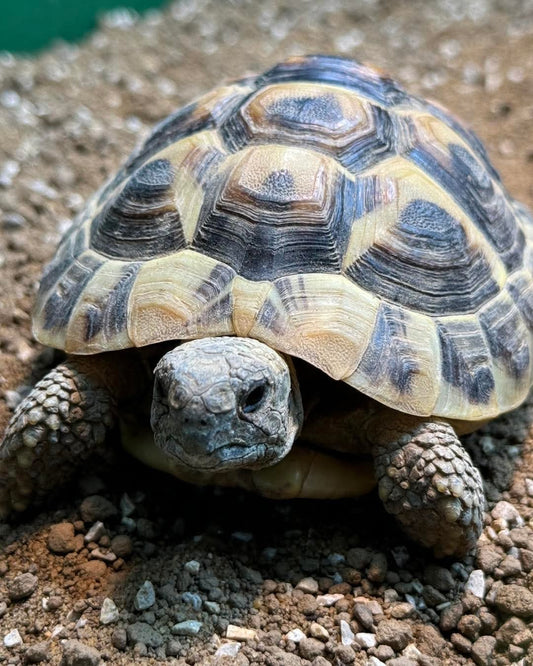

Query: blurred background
[0,0,168,53]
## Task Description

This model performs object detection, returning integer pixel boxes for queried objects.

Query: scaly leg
[0,353,145,518]
[369,414,485,558]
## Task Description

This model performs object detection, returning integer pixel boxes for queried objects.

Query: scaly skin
[0,353,146,518]
[369,413,485,558]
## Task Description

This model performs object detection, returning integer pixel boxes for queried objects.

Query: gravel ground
[1,1,533,664]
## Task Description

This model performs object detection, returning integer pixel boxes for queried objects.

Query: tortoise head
[151,337,303,472]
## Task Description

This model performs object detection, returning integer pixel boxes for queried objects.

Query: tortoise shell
[33,55,533,421]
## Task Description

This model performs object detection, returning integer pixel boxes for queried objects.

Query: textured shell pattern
[33,55,533,421]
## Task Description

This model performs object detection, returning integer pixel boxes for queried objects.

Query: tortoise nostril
[168,384,189,410]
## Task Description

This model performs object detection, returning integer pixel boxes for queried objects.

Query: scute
[33,55,533,421]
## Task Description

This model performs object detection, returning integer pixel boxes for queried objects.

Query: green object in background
[0,0,169,54]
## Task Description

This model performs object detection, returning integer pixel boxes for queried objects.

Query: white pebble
[84,521,105,543]
[491,501,523,528]
[317,593,344,606]
[296,577,319,594]
[403,644,423,660]
[27,179,58,199]
[226,625,257,641]
[215,641,241,657]
[367,657,386,666]
[51,624,65,638]
[172,620,202,636]
[0,160,20,187]
[184,559,200,574]
[100,597,119,625]
[525,478,533,497]
[340,620,355,645]
[465,569,485,599]
[3,629,22,648]
[0,90,20,108]
[286,628,306,643]
[355,632,376,648]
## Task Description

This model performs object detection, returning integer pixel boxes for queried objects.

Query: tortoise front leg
[0,353,145,519]
[368,412,485,558]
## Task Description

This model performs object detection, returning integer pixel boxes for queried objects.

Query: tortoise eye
[241,383,267,414]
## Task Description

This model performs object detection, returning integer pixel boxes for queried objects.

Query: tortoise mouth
[157,437,275,472]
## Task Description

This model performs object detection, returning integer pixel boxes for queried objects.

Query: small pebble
[43,595,63,611]
[316,593,344,606]
[375,645,395,661]
[182,592,202,611]
[4,629,23,648]
[126,622,164,648]
[79,495,117,522]
[59,640,100,666]
[451,632,472,655]
[491,501,523,528]
[375,620,413,651]
[90,548,116,563]
[24,642,50,663]
[494,584,533,617]
[471,635,496,666]
[84,521,105,544]
[423,565,455,592]
[134,580,156,611]
[367,658,386,666]
[184,559,201,574]
[119,493,136,517]
[299,637,326,660]
[7,572,38,601]
[390,601,415,618]
[286,628,306,643]
[367,552,388,582]
[355,632,376,648]
[465,570,485,599]
[310,622,329,641]
[296,577,319,594]
[226,625,257,641]
[215,642,241,657]
[231,531,253,542]
[204,600,220,613]
[100,597,119,625]
[339,619,355,646]
[110,535,132,558]
[111,628,127,651]
[353,602,374,630]
[172,620,203,636]
[81,560,107,579]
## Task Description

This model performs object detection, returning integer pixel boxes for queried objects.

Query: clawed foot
[0,362,115,518]
[372,418,485,558]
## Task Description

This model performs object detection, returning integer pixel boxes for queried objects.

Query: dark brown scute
[91,159,186,260]
[436,319,494,404]
[345,199,499,315]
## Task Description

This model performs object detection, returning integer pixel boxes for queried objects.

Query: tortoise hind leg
[0,354,145,519]
[368,413,485,558]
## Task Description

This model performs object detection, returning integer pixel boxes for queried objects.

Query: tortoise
[2,55,533,558]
